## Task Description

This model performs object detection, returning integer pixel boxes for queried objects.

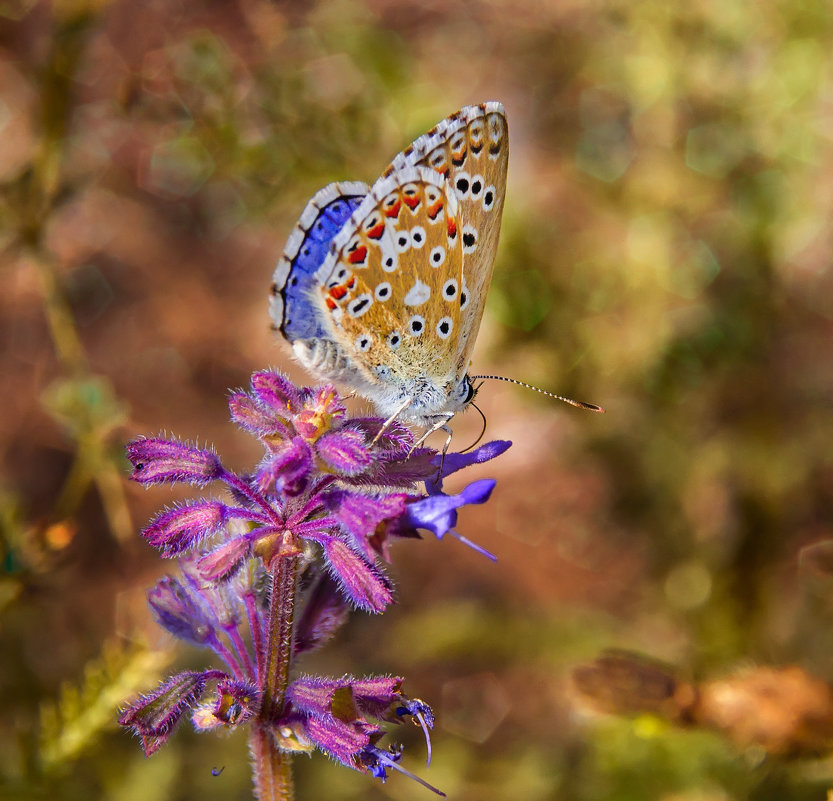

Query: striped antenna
[471,375,605,413]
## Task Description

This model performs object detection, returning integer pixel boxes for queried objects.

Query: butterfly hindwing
[270,181,368,340]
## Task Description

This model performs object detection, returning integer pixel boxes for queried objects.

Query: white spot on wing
[407,315,425,337]
[404,280,431,307]
[347,294,373,318]
[394,230,411,253]
[429,245,446,267]
[436,316,453,339]
[462,224,478,254]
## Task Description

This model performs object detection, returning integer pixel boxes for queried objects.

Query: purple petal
[328,491,409,558]
[126,438,222,487]
[228,391,291,438]
[405,479,496,538]
[430,440,512,487]
[313,534,393,613]
[119,670,218,756]
[349,676,403,717]
[304,713,371,766]
[287,676,347,717]
[257,436,313,496]
[142,501,231,556]
[362,448,438,487]
[211,678,261,725]
[196,536,252,582]
[147,576,214,645]
[316,429,372,476]
[250,371,302,413]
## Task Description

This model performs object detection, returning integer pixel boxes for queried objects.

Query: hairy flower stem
[251,546,299,800]
[250,721,294,801]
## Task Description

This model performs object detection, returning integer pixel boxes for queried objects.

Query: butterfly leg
[410,414,455,453]
[370,396,413,446]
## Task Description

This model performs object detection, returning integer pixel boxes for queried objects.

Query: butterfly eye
[482,185,496,211]
[429,245,446,268]
[463,377,476,404]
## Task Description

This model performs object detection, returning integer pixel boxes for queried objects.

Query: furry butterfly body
[270,102,508,427]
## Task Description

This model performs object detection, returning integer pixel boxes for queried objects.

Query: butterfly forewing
[388,102,508,375]
[315,167,464,389]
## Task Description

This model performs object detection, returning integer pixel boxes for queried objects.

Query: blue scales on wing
[270,181,369,340]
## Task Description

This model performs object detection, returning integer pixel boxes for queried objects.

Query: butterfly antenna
[471,375,605,413]
[459,401,488,453]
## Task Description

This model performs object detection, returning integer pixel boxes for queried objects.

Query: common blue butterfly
[270,102,508,429]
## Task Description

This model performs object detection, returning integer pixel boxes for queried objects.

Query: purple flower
[192,678,261,730]
[278,674,439,788]
[142,501,245,557]
[147,576,215,645]
[119,669,225,756]
[126,438,222,486]
[121,372,510,794]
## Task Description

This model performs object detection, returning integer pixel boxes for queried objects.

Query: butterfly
[269,102,508,431]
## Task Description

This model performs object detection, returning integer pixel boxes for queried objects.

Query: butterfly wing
[270,103,507,425]
[312,166,465,420]
[270,181,369,340]
[388,102,508,376]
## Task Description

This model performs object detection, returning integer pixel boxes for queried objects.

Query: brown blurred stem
[250,549,299,801]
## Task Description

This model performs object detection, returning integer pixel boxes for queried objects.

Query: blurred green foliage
[3,0,833,799]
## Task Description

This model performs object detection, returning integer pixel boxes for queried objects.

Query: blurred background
[3,1,833,799]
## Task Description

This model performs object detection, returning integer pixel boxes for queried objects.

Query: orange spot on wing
[347,277,356,288]
[367,223,385,240]
[447,217,457,238]
[384,200,402,218]
[329,285,347,300]
[428,200,444,220]
[325,297,337,310]
[348,246,367,264]
[403,194,421,210]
